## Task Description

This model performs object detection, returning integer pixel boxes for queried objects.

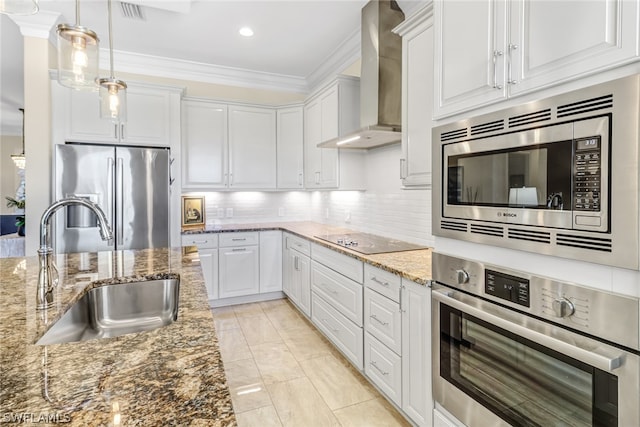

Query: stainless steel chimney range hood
[318,0,405,149]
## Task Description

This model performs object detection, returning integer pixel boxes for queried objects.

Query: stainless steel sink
[36,278,180,345]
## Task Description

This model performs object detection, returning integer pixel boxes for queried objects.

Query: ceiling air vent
[556,233,612,252]
[471,119,504,136]
[441,220,468,233]
[557,94,613,118]
[508,109,551,128]
[470,224,503,237]
[508,228,551,244]
[121,2,145,20]
[440,128,468,142]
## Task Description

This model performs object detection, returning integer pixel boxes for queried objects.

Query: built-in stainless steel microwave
[432,74,640,269]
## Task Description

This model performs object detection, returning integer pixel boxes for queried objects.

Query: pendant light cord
[108,0,114,79]
[75,0,80,26]
[19,108,25,154]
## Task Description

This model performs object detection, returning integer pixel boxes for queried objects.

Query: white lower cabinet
[218,232,260,299]
[364,332,402,406]
[181,235,219,301]
[259,231,282,293]
[433,406,464,427]
[282,233,311,316]
[401,279,432,426]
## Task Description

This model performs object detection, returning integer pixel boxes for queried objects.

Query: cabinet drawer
[219,232,259,247]
[364,333,401,406]
[364,264,401,303]
[364,288,401,355]
[311,261,363,326]
[312,243,363,283]
[285,233,311,257]
[181,234,218,249]
[312,293,363,370]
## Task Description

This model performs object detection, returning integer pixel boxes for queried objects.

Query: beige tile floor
[212,298,411,427]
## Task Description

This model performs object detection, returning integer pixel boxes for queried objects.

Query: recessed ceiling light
[239,27,254,37]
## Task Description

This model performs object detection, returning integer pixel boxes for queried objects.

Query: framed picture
[181,196,205,230]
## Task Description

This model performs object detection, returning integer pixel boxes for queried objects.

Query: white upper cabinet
[434,0,640,119]
[395,5,435,188]
[181,100,228,189]
[276,106,304,189]
[52,80,180,146]
[509,0,640,95]
[228,105,277,189]
[434,0,507,119]
[304,76,361,189]
[181,99,277,190]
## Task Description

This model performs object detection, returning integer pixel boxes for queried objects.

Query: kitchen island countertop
[184,221,432,285]
[0,247,235,426]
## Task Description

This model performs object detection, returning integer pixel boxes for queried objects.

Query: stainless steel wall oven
[432,252,640,427]
[432,74,640,269]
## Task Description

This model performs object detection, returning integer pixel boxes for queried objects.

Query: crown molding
[305,27,361,93]
[99,49,310,94]
[9,10,60,43]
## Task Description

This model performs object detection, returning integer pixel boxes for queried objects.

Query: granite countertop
[184,221,432,285]
[0,248,235,426]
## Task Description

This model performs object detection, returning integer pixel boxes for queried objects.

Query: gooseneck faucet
[37,197,113,310]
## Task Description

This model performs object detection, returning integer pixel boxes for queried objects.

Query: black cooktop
[314,232,427,255]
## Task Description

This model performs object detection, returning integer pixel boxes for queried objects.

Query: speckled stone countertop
[184,221,432,285]
[0,248,235,426]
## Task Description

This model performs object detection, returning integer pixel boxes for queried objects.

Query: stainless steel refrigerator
[55,143,170,254]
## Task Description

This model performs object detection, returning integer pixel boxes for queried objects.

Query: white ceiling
[0,0,424,133]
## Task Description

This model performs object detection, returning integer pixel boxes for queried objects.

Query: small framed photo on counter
[181,196,205,230]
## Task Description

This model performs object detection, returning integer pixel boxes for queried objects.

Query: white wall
[0,135,22,215]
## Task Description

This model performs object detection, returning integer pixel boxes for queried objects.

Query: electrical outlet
[278,207,285,217]
[226,208,233,218]
[217,208,224,218]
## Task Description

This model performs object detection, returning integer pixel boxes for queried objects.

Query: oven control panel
[485,269,530,307]
[573,136,601,212]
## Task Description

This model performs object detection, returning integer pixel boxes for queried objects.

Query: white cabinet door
[277,106,304,189]
[319,86,339,188]
[304,98,323,188]
[434,0,507,118]
[282,245,296,300]
[228,105,277,189]
[401,280,432,427]
[123,87,172,146]
[259,230,283,293]
[396,7,435,187]
[181,100,228,189]
[64,85,119,142]
[509,0,640,95]
[218,245,260,298]
[199,248,219,300]
[295,252,311,316]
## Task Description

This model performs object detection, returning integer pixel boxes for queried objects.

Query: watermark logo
[1,413,71,424]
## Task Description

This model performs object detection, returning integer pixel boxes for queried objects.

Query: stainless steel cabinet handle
[232,248,246,252]
[298,172,303,186]
[507,43,518,85]
[192,240,208,244]
[400,158,406,179]
[371,361,389,376]
[315,171,320,185]
[370,314,389,326]
[232,238,246,241]
[399,284,404,313]
[371,276,390,287]
[120,124,125,140]
[294,255,299,271]
[493,50,504,90]
[114,124,118,139]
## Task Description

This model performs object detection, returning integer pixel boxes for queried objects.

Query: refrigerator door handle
[107,157,115,244]
[116,157,124,246]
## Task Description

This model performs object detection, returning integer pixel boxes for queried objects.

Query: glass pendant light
[11,109,25,170]
[0,0,38,15]
[98,0,126,123]
[56,0,99,90]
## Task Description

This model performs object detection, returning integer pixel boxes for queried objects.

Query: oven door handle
[432,287,624,372]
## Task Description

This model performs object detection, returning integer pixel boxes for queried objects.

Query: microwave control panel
[485,269,530,307]
[573,136,601,212]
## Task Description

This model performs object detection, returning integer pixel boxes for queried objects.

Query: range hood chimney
[319,0,404,149]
